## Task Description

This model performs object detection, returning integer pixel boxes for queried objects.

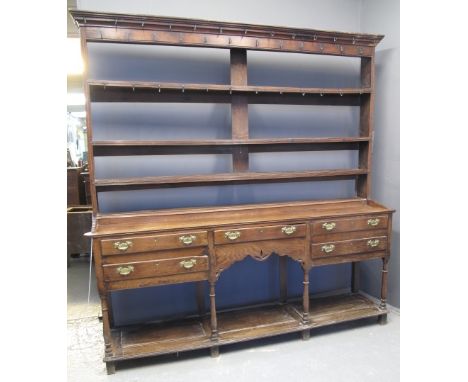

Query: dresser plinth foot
[378,313,388,325]
[105,361,116,375]
[210,345,220,358]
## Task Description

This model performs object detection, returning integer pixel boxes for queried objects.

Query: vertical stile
[357,55,375,198]
[80,29,100,213]
[353,54,376,293]
[230,49,249,171]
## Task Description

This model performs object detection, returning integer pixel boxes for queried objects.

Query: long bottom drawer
[311,236,387,258]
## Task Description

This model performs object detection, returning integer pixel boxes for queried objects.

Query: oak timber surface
[106,292,385,361]
[93,198,392,237]
[94,169,367,191]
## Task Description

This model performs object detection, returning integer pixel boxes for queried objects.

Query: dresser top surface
[91,198,393,237]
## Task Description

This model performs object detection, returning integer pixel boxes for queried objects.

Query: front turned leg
[100,295,116,362]
[378,257,389,325]
[301,267,310,340]
[209,281,220,357]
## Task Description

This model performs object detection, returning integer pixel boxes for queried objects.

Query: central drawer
[103,254,209,281]
[214,223,306,245]
[101,230,208,255]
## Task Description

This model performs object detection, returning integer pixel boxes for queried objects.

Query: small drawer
[311,215,388,235]
[311,236,387,258]
[214,223,306,245]
[103,255,209,281]
[101,230,208,255]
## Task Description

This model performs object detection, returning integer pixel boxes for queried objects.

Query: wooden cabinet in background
[67,167,82,206]
[70,10,395,374]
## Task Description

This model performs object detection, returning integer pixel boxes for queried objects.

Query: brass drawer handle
[321,244,335,253]
[179,235,196,246]
[116,265,134,276]
[113,240,133,252]
[367,239,380,248]
[322,222,336,231]
[225,231,241,241]
[368,218,380,227]
[180,259,197,269]
[281,225,297,235]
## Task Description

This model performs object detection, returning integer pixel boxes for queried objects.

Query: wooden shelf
[89,81,369,105]
[93,137,370,155]
[106,293,386,362]
[95,169,368,191]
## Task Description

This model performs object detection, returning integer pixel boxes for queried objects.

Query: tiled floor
[67,256,399,382]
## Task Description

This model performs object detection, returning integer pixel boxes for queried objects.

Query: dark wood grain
[70,9,382,59]
[215,238,305,275]
[100,230,208,255]
[70,10,384,47]
[94,169,368,191]
[214,223,306,245]
[311,236,387,258]
[94,199,392,236]
[103,292,386,362]
[108,271,209,291]
[92,138,369,156]
[230,49,249,172]
[70,10,393,372]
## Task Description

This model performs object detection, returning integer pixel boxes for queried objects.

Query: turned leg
[106,361,116,375]
[301,267,310,340]
[279,256,287,304]
[209,281,219,356]
[100,295,116,361]
[196,281,206,317]
[351,262,360,293]
[378,257,389,325]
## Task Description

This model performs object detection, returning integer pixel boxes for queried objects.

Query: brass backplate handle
[322,222,336,231]
[180,259,197,269]
[367,239,380,248]
[321,244,335,253]
[113,240,133,252]
[368,218,380,227]
[116,265,134,276]
[225,231,241,241]
[179,235,196,245]
[281,225,297,235]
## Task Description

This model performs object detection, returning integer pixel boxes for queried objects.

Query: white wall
[360,0,400,307]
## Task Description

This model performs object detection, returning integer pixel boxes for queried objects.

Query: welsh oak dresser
[70,10,394,374]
